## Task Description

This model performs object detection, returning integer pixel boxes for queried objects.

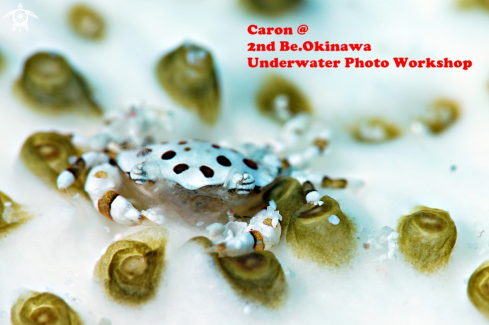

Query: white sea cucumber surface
[0,0,489,324]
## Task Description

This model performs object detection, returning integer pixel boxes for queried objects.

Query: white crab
[56,105,330,255]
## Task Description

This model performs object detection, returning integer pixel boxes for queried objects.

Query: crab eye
[161,150,176,160]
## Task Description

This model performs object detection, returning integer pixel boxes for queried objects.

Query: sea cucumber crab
[55,105,331,255]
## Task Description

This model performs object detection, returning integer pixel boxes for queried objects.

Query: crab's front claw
[225,171,255,195]
[215,232,256,256]
[208,221,266,256]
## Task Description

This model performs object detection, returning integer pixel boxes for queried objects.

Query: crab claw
[214,232,255,256]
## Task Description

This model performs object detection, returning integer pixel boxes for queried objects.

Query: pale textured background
[1,0,489,324]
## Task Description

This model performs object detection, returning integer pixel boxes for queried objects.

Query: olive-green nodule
[219,250,287,308]
[68,4,106,41]
[262,177,306,235]
[301,180,316,195]
[188,236,287,308]
[231,177,306,226]
[352,118,401,143]
[16,52,101,115]
[321,176,347,189]
[287,196,356,267]
[397,207,457,273]
[156,43,220,125]
[11,291,83,325]
[468,261,489,317]
[20,132,83,191]
[459,0,489,11]
[240,0,302,16]
[420,99,460,134]
[0,191,30,238]
[94,228,167,305]
[256,75,312,123]
[188,235,216,251]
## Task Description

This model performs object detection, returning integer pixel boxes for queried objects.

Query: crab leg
[84,163,144,225]
[210,203,283,255]
[57,151,110,190]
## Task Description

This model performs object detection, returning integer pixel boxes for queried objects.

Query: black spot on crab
[173,164,189,174]
[216,155,232,167]
[243,158,258,170]
[200,166,214,178]
[161,150,176,160]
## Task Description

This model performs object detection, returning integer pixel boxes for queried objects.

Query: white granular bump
[376,265,388,280]
[206,223,225,237]
[71,297,82,304]
[196,221,204,227]
[306,191,324,206]
[99,318,112,325]
[269,200,277,210]
[328,214,340,225]
[306,191,320,203]
[243,305,251,315]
